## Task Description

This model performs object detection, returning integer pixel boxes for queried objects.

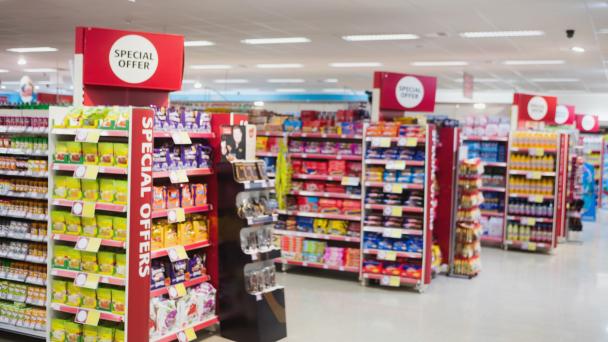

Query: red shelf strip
[53,234,126,248]
[291,174,348,182]
[288,190,361,200]
[289,153,362,161]
[151,315,219,342]
[151,205,211,219]
[51,268,126,286]
[151,240,211,259]
[274,258,359,273]
[50,303,124,322]
[52,199,127,213]
[152,168,213,179]
[150,275,210,298]
[363,248,423,259]
[275,210,361,221]
[52,163,128,175]
[364,204,424,214]
[152,131,215,139]
[273,229,360,242]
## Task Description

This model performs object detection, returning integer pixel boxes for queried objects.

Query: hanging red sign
[554,104,575,125]
[514,93,557,123]
[575,114,600,132]
[77,27,184,91]
[373,71,437,112]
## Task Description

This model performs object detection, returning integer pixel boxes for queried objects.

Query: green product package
[97,326,114,342]
[111,289,125,314]
[83,325,98,342]
[51,280,66,303]
[83,142,99,165]
[54,141,69,163]
[98,142,114,166]
[96,287,112,312]
[66,248,82,271]
[53,246,68,269]
[65,177,82,200]
[96,215,114,239]
[50,319,66,342]
[113,143,129,168]
[98,252,114,276]
[66,141,83,164]
[53,176,68,199]
[80,287,97,309]
[99,179,115,203]
[82,216,98,237]
[112,217,127,241]
[82,179,99,202]
[81,251,98,273]
[64,321,83,342]
[66,283,82,307]
[65,213,82,235]
[115,254,126,278]
[113,328,124,342]
[113,180,128,205]
[51,210,66,234]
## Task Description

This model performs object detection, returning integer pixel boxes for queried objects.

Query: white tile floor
[207,210,608,342]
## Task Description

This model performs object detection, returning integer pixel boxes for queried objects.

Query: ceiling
[1,0,608,95]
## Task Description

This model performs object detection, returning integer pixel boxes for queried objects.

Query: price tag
[382,228,402,238]
[383,206,402,217]
[528,148,544,156]
[71,201,96,218]
[168,208,186,223]
[397,137,418,147]
[528,195,544,203]
[380,275,400,287]
[341,176,360,186]
[74,273,100,289]
[74,309,100,326]
[167,245,188,262]
[75,130,100,143]
[75,237,102,253]
[371,137,391,148]
[74,165,99,180]
[377,250,397,261]
[526,172,542,180]
[385,160,406,170]
[168,283,187,299]
[169,170,189,184]
[383,183,403,194]
[522,218,536,226]
[171,132,192,145]
[176,328,197,342]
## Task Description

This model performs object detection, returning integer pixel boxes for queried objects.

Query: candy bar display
[152,183,208,210]
[276,236,360,270]
[150,252,207,290]
[151,216,209,251]
[51,279,125,314]
[152,142,211,171]
[153,107,212,132]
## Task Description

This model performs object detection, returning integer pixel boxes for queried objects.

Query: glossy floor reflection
[210,210,608,342]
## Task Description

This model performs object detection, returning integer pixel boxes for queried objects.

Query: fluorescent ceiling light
[503,60,565,65]
[571,46,585,53]
[275,88,306,93]
[324,78,338,83]
[342,34,419,41]
[329,62,382,68]
[473,103,486,110]
[0,69,8,73]
[7,47,57,53]
[241,37,310,45]
[411,61,468,66]
[0,81,20,85]
[267,79,305,83]
[460,30,544,38]
[24,68,56,72]
[181,80,196,84]
[184,40,215,47]
[530,78,579,82]
[214,79,248,84]
[0,85,6,89]
[17,57,26,65]
[256,64,303,69]
[190,64,231,70]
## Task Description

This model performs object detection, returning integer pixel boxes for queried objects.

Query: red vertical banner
[423,125,435,285]
[127,108,154,341]
[555,133,569,246]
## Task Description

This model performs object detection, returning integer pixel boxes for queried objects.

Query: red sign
[127,108,153,341]
[462,72,473,99]
[514,93,557,123]
[373,71,437,112]
[78,27,184,91]
[575,114,600,132]
[554,104,575,125]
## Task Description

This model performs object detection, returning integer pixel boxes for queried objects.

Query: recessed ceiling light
[193,82,203,89]
[214,79,248,84]
[329,62,382,68]
[190,64,231,70]
[17,57,26,65]
[267,79,305,83]
[503,60,565,65]
[460,30,544,38]
[275,88,306,93]
[34,85,40,90]
[24,68,56,73]
[69,85,74,90]
[473,103,486,110]
[7,47,57,53]
[241,37,310,45]
[323,78,338,83]
[256,64,303,69]
[411,61,468,66]
[184,40,215,47]
[253,101,264,107]
[530,78,580,82]
[0,69,8,73]
[342,34,419,41]
[571,46,585,53]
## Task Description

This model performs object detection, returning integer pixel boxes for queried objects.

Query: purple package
[188,253,206,278]
[166,108,182,129]
[197,145,212,168]
[181,144,198,168]
[166,145,183,170]
[170,259,188,284]
[150,260,166,289]
[153,145,171,171]
[304,141,321,153]
[320,141,337,155]
[337,143,351,155]
[352,143,362,156]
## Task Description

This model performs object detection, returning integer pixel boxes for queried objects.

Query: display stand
[360,123,436,292]
[0,108,49,339]
[579,134,604,208]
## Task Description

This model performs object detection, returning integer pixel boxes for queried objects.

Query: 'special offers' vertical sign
[373,71,437,112]
[81,27,184,91]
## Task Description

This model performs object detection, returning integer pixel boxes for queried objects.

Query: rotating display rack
[0,109,49,339]
[360,123,436,292]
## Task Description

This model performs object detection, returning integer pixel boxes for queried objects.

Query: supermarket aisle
[206,210,608,342]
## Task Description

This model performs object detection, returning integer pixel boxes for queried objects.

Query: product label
[75,130,100,143]
[382,228,402,238]
[383,183,403,194]
[528,148,544,156]
[169,170,189,184]
[168,246,188,262]
[177,328,197,342]
[371,137,391,148]
[71,201,96,218]
[168,283,187,299]
[75,237,102,253]
[74,272,100,289]
[109,35,159,84]
[385,160,406,170]
[395,76,425,109]
[528,195,544,203]
[397,137,418,147]
[171,132,192,145]
[74,165,99,180]
[168,207,186,223]
[380,275,400,287]
[383,206,403,217]
[526,172,542,180]
[75,309,101,326]
[341,176,360,186]
[377,250,397,261]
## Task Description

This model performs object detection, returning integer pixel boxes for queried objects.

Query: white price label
[341,176,360,186]
[371,137,391,148]
[385,160,406,170]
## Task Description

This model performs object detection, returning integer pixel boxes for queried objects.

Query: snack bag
[178,220,196,245]
[166,186,180,209]
[115,109,129,130]
[54,141,69,163]
[81,287,97,309]
[81,251,99,273]
[97,326,113,342]
[63,107,83,127]
[66,283,82,306]
[192,216,208,241]
[67,142,83,164]
[83,143,99,164]
[53,246,68,268]
[115,254,126,278]
[65,177,82,200]
[180,184,194,207]
[83,325,98,342]
[113,217,127,241]
[192,183,207,206]
[153,186,166,210]
[51,280,67,303]
[50,319,66,342]
[164,224,178,248]
[114,143,128,168]
[99,179,115,203]
[66,248,82,271]
[98,142,114,166]
[114,328,124,342]
[100,106,119,129]
[98,252,114,275]
[97,288,112,312]
[51,210,66,234]
[113,180,128,204]
[152,221,164,250]
[82,179,99,201]
[97,215,114,239]
[65,214,82,235]
[65,321,83,342]
[111,289,125,314]
[82,216,98,237]
[53,176,68,198]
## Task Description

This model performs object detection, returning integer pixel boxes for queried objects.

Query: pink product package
[320,141,338,155]
[288,140,304,153]
[304,141,321,153]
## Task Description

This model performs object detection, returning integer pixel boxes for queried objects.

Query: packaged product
[111,289,125,314]
[82,216,98,237]
[82,179,99,201]
[51,210,66,233]
[180,183,193,207]
[192,215,208,241]
[65,214,82,235]
[66,248,82,270]
[67,142,83,164]
[166,186,180,209]
[115,110,129,130]
[114,143,129,168]
[50,319,66,342]
[100,106,119,129]
[169,260,188,284]
[65,321,83,342]
[114,328,124,342]
[192,183,207,206]
[53,246,68,268]
[83,143,99,164]
[83,325,98,342]
[153,186,166,210]
[51,280,67,303]
[82,107,104,128]
[63,107,83,127]
[99,179,115,203]
[96,287,112,312]
[152,221,164,250]
[155,299,177,334]
[164,224,178,248]
[97,215,114,239]
[150,261,167,289]
[98,252,115,275]
[189,253,206,278]
[98,142,114,166]
[65,177,82,200]
[54,141,69,163]
[66,283,82,307]
[115,253,126,278]
[97,326,113,342]
[113,217,127,241]
[178,220,194,245]
[53,176,68,198]
[113,180,128,204]
[81,251,99,273]
[81,288,97,309]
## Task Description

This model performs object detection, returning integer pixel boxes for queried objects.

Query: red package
[300,110,319,121]
[342,200,362,214]
[328,160,346,176]
[292,160,302,174]
[324,184,345,193]
[291,181,304,191]
[316,161,328,175]
[319,198,342,213]
[301,161,318,174]
[267,137,281,153]
[303,181,325,192]
[346,162,362,177]
[297,196,319,212]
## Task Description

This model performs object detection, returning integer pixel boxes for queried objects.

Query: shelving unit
[579,134,604,208]
[360,123,436,292]
[0,108,49,338]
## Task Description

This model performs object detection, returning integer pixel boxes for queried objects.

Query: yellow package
[65,214,82,235]
[97,326,113,342]
[96,215,114,239]
[114,328,124,342]
[256,137,268,151]
[100,106,118,129]
[115,109,129,130]
[112,217,127,241]
[51,280,66,303]
[164,224,178,248]
[66,283,82,307]
[51,210,66,234]
[113,143,128,168]
[82,179,99,201]
[65,322,82,342]
[82,107,105,128]
[66,248,81,271]
[178,221,195,245]
[98,143,114,166]
[82,216,97,237]
[83,325,98,342]
[192,216,208,241]
[67,142,83,164]
[151,221,164,250]
[327,220,348,235]
[53,246,68,269]
[65,178,82,200]
[111,289,125,314]
[53,176,68,199]
[99,179,115,203]
[81,288,97,309]
[115,254,126,278]
[81,251,99,273]
[50,319,66,342]
[313,218,329,234]
[64,107,83,128]
[83,143,99,165]
[98,252,114,275]
[113,180,128,204]
[54,141,69,163]
[96,288,112,312]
